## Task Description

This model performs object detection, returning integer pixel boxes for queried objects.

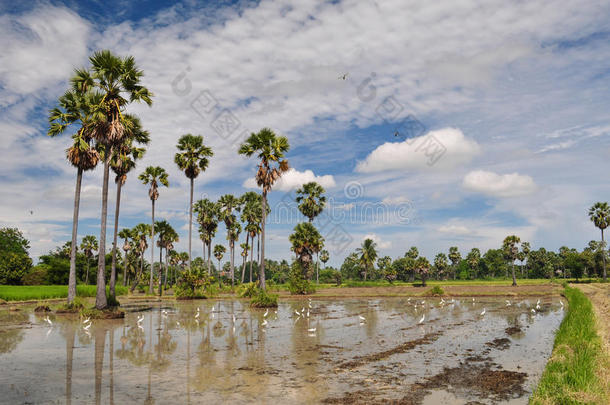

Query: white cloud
[463,170,537,198]
[243,168,336,191]
[356,128,481,173]
[381,196,412,205]
[363,233,392,250]
[438,224,472,236]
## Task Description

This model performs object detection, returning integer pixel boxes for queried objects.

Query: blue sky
[1,0,610,266]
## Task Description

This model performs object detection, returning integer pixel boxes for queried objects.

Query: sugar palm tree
[466,248,481,279]
[73,50,153,309]
[108,115,149,300]
[139,166,169,294]
[589,202,610,281]
[213,245,226,285]
[218,194,243,286]
[356,238,378,281]
[48,86,102,304]
[241,191,263,283]
[434,253,448,280]
[289,222,323,280]
[129,223,151,293]
[320,250,329,269]
[239,242,249,283]
[502,235,521,286]
[296,182,327,222]
[415,257,431,287]
[238,128,290,290]
[520,241,531,278]
[193,199,220,275]
[118,228,132,286]
[80,235,98,285]
[174,134,213,270]
[155,220,178,296]
[168,250,180,285]
[448,247,461,280]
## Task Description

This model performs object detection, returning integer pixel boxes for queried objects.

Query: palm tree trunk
[511,262,517,286]
[249,237,254,283]
[110,180,122,301]
[68,168,83,304]
[218,259,222,288]
[149,199,155,294]
[188,177,194,271]
[158,243,163,296]
[230,241,235,288]
[85,257,90,285]
[602,229,607,281]
[241,235,248,283]
[164,249,169,291]
[130,254,143,293]
[316,253,319,284]
[207,242,212,276]
[95,160,110,309]
[260,191,267,291]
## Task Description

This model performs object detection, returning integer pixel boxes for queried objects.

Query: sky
[1,0,610,267]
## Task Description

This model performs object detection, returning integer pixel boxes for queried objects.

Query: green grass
[0,285,128,301]
[531,286,608,404]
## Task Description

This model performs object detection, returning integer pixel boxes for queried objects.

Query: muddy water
[0,297,563,404]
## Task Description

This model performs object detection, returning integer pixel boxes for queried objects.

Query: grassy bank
[0,285,128,301]
[531,286,609,404]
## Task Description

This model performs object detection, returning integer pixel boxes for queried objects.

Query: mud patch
[505,326,522,336]
[34,305,51,312]
[406,362,527,403]
[337,332,442,369]
[485,337,511,350]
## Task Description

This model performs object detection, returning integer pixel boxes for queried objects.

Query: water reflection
[0,297,564,404]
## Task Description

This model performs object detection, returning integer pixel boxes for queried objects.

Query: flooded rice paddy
[0,296,564,404]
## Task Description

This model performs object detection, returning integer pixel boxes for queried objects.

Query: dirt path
[574,284,610,353]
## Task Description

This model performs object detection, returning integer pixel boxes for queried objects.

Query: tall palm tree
[356,238,378,281]
[240,242,249,283]
[296,182,327,222]
[296,182,327,283]
[448,247,461,280]
[73,50,153,309]
[238,128,290,290]
[193,199,220,275]
[213,245,226,285]
[168,250,180,286]
[466,248,481,279]
[129,223,151,293]
[218,194,243,287]
[320,250,329,269]
[139,166,169,294]
[520,241,531,278]
[108,116,149,300]
[226,222,242,287]
[415,257,431,287]
[155,220,178,296]
[174,134,213,270]
[289,222,323,280]
[80,235,98,285]
[589,202,610,281]
[118,228,132,286]
[434,253,448,280]
[48,87,102,304]
[502,235,521,286]
[241,192,263,283]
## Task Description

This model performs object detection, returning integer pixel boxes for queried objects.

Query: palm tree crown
[174,134,213,179]
[296,182,327,222]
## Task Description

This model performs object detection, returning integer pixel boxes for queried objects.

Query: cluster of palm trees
[589,202,609,281]
[50,50,296,308]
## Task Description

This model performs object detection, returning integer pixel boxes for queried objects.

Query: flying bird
[338,73,348,80]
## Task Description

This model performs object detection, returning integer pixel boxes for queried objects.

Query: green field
[0,285,128,301]
[531,286,608,404]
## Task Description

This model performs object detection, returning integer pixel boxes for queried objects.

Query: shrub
[250,289,278,308]
[427,286,445,296]
[238,282,259,298]
[22,265,49,285]
[174,269,210,299]
[0,251,32,285]
[56,297,85,313]
[287,261,316,295]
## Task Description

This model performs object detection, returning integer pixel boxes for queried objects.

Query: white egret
[83,317,91,324]
[531,308,536,314]
[418,314,425,324]
[137,315,144,324]
[195,312,200,319]
[505,300,511,306]
[308,327,316,333]
[44,316,52,326]
[295,310,301,316]
[83,323,91,331]
[480,308,486,316]
[306,309,310,318]
[233,314,236,323]
[358,315,366,321]
[262,319,268,327]
[264,309,269,317]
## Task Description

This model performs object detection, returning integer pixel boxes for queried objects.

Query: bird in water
[44,316,52,326]
[137,315,144,325]
[262,319,268,327]
[358,315,366,322]
[83,323,91,331]
[308,327,316,333]
[480,308,486,316]
[506,300,511,306]
[418,314,425,324]
[264,309,269,317]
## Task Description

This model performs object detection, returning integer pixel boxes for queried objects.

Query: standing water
[0,297,563,404]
